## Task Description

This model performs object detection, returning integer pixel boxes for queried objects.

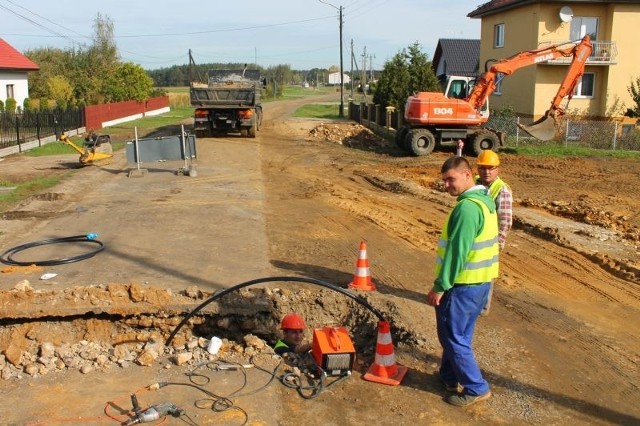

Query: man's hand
[427,289,443,307]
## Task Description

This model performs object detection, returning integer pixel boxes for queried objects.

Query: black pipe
[165,276,386,346]
[0,233,104,266]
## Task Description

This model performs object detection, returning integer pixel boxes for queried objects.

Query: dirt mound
[309,122,390,150]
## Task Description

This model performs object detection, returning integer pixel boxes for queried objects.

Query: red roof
[0,38,39,71]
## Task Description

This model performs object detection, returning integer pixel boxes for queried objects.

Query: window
[446,79,468,99]
[6,84,14,99]
[574,73,595,98]
[493,73,504,95]
[494,24,505,48]
[570,17,598,41]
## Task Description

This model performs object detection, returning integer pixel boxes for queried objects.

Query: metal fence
[349,101,640,151]
[0,108,85,151]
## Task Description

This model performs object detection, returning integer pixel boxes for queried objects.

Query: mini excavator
[59,131,113,166]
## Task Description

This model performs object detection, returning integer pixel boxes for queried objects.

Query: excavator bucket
[517,114,557,141]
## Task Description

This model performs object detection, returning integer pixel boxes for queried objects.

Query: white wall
[0,71,30,110]
[328,72,351,85]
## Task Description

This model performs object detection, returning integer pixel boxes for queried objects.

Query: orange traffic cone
[348,241,376,291]
[363,320,408,386]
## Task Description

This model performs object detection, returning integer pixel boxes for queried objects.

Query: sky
[0,0,483,71]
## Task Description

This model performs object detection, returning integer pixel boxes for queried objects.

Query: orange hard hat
[280,313,306,330]
[476,150,500,167]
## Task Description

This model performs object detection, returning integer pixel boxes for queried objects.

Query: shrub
[23,98,34,111]
[5,98,17,112]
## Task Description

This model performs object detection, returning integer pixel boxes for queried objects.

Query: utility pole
[361,46,367,89]
[350,39,354,99]
[320,1,344,117]
[369,53,375,81]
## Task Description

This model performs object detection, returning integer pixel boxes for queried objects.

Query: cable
[165,276,385,346]
[0,233,105,266]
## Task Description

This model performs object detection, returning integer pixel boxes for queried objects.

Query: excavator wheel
[395,126,409,149]
[469,131,499,156]
[407,128,436,156]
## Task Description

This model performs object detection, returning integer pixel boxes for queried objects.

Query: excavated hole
[1,211,61,220]
[33,192,64,201]
[0,287,420,381]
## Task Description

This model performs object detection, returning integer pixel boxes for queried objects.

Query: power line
[115,16,335,38]
[0,4,79,45]
[4,0,89,40]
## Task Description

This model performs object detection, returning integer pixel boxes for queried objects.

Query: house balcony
[538,40,617,65]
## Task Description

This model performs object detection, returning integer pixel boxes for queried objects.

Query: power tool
[121,395,184,425]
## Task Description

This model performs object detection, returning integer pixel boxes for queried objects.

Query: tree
[626,76,640,117]
[47,75,74,104]
[104,62,154,102]
[373,41,439,111]
[25,47,72,99]
[263,64,292,97]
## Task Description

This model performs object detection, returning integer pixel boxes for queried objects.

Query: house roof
[468,0,640,18]
[0,38,39,71]
[432,39,480,78]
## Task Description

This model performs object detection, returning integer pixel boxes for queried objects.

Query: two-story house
[468,0,640,120]
[0,38,39,111]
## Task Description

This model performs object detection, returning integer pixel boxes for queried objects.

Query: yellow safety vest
[435,198,499,284]
[474,175,511,201]
[487,177,510,200]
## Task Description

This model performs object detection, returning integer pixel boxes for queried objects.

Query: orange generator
[312,326,356,376]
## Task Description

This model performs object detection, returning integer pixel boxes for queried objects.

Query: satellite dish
[559,6,574,23]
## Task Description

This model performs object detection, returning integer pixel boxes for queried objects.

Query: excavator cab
[445,76,489,119]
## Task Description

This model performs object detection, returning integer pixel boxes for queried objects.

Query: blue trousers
[436,282,491,396]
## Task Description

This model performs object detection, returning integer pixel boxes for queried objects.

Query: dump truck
[397,35,593,156]
[190,67,263,138]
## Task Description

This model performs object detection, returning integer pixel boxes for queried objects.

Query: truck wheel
[240,128,248,137]
[408,129,435,156]
[470,131,499,156]
[248,121,257,138]
[395,126,409,149]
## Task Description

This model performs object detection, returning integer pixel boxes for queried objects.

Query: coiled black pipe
[165,276,386,346]
[0,233,104,266]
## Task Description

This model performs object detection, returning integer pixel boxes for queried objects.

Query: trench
[0,285,421,381]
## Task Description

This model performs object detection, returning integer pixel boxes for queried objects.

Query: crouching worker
[274,313,312,356]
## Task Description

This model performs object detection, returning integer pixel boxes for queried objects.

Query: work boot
[445,391,491,407]
[444,382,463,393]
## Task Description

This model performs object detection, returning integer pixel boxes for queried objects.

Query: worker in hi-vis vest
[427,156,499,408]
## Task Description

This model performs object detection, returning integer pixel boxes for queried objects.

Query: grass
[293,103,344,120]
[24,141,78,157]
[0,174,69,212]
[282,85,334,99]
[505,141,640,159]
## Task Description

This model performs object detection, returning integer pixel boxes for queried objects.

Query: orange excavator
[399,35,593,156]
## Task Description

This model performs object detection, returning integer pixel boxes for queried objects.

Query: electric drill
[121,402,184,425]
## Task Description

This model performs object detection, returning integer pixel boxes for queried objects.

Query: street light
[319,0,344,117]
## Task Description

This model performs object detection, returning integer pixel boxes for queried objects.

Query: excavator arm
[466,35,593,140]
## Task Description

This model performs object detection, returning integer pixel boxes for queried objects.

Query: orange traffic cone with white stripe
[363,320,408,386]
[348,241,376,291]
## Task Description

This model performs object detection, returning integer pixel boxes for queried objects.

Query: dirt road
[0,91,639,425]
